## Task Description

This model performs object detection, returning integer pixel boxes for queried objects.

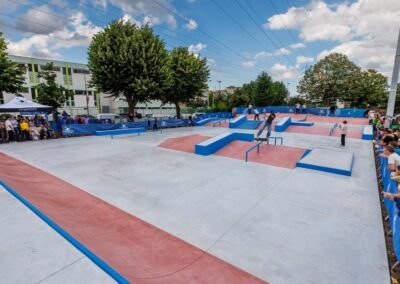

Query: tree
[88,21,171,114]
[36,63,66,112]
[297,53,361,105]
[0,32,25,99]
[270,81,289,105]
[163,47,209,118]
[252,72,274,106]
[227,87,250,109]
[343,69,388,108]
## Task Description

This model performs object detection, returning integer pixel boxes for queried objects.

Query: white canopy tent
[0,96,52,113]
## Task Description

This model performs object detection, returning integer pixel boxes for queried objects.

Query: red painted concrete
[246,114,368,125]
[204,121,229,128]
[215,141,306,169]
[0,153,267,283]
[286,125,362,139]
[158,134,210,153]
[286,125,331,136]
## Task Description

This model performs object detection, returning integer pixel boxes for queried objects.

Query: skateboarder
[265,111,276,138]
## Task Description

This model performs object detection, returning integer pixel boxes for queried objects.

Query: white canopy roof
[0,96,52,112]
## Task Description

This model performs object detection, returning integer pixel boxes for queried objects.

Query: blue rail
[245,141,263,162]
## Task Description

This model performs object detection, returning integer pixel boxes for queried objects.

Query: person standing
[19,118,30,141]
[153,117,159,130]
[339,120,348,147]
[254,108,260,120]
[265,111,276,138]
[11,116,20,141]
[5,117,15,142]
[302,103,307,114]
[248,104,252,115]
[295,103,300,114]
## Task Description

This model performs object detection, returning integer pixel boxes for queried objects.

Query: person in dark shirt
[265,111,276,138]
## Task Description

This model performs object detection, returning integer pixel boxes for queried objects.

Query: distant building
[1,55,176,115]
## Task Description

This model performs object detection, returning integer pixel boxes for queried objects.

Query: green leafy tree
[0,32,25,99]
[252,72,274,106]
[163,47,209,118]
[270,81,289,105]
[36,63,66,112]
[297,53,361,105]
[227,87,250,109]
[343,69,388,108]
[88,21,171,114]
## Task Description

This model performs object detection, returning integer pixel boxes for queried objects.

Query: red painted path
[286,125,362,138]
[159,135,306,169]
[0,153,266,284]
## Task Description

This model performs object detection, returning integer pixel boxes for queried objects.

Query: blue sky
[1,0,400,95]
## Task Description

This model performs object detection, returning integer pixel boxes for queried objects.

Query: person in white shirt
[339,120,348,147]
[295,103,300,114]
[5,117,15,142]
[381,146,400,171]
[254,108,260,120]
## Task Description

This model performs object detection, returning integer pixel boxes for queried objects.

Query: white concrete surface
[0,185,116,284]
[0,126,390,284]
[298,148,354,172]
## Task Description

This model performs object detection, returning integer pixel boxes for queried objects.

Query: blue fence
[236,106,366,118]
[378,150,400,268]
[62,119,190,136]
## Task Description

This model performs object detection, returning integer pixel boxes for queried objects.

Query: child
[339,120,348,147]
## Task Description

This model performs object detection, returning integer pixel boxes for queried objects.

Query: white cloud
[266,0,400,73]
[143,15,161,26]
[270,63,300,80]
[105,0,178,29]
[296,55,313,64]
[185,19,198,30]
[241,60,256,68]
[275,47,291,56]
[188,43,207,55]
[121,14,141,26]
[15,5,68,34]
[254,51,271,60]
[7,12,102,59]
[289,42,306,49]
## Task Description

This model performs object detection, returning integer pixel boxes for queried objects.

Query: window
[62,67,73,85]
[74,90,84,95]
[73,68,90,74]
[0,92,4,104]
[28,64,38,72]
[30,88,37,100]
[40,65,61,72]
[65,91,75,107]
[94,92,97,106]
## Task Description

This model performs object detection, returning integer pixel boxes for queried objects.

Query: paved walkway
[0,126,390,283]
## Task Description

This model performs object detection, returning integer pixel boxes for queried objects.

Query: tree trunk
[175,102,181,119]
[127,95,138,116]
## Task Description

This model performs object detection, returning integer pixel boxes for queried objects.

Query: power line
[210,0,271,52]
[234,0,296,66]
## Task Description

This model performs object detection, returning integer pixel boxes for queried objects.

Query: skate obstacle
[195,132,254,156]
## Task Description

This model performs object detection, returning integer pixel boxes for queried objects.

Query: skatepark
[0,114,390,283]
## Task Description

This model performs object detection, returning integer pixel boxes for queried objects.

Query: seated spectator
[380,146,400,171]
[39,125,47,140]
[19,118,29,141]
[29,123,40,141]
[374,129,395,146]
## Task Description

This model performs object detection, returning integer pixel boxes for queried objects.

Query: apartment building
[1,55,176,115]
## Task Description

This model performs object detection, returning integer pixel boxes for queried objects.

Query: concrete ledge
[296,148,354,176]
[362,125,373,140]
[95,128,146,137]
[229,115,247,128]
[195,132,254,156]
[196,117,220,126]
[275,117,291,132]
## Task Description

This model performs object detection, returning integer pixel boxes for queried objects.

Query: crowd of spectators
[0,114,55,143]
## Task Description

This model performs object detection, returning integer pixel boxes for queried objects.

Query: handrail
[266,136,283,145]
[245,141,263,162]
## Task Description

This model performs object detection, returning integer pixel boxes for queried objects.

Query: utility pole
[385,29,400,128]
[217,80,222,94]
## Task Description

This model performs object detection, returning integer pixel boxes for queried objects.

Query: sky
[0,0,400,96]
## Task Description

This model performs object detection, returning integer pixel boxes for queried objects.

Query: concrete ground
[0,125,390,284]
